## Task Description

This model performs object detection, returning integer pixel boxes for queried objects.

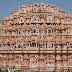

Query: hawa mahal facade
[0,3,72,72]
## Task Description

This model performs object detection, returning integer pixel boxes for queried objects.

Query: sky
[0,0,72,19]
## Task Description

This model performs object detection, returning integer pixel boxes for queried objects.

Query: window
[10,21,14,26]
[38,18,44,25]
[46,16,53,25]
[19,17,24,26]
[0,42,1,47]
[31,29,36,33]
[26,19,30,25]
[30,40,37,47]
[15,55,21,60]
[25,30,30,36]
[46,27,52,34]
[23,41,26,48]
[67,27,72,35]
[62,55,67,66]
[15,41,22,48]
[60,18,64,24]
[46,16,53,23]
[31,16,38,23]
[40,18,44,23]
[70,41,72,48]
[46,6,54,12]
[32,6,38,12]
[54,17,60,23]
[67,17,72,24]
[17,28,23,35]
[47,41,53,48]
[68,55,72,65]
[31,28,38,35]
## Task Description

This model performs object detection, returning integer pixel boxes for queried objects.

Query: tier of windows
[0,54,72,66]
[10,16,64,26]
[1,16,72,27]
[0,40,72,49]
[0,27,72,36]
[7,16,72,26]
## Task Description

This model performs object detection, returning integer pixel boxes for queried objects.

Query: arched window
[67,27,72,35]
[17,28,23,35]
[68,55,72,65]
[54,17,60,23]
[70,41,72,48]
[19,17,24,26]
[46,16,53,25]
[0,54,2,61]
[30,40,37,47]
[31,29,36,33]
[32,6,38,12]
[67,17,72,24]
[15,41,22,48]
[47,41,53,48]
[26,19,30,25]
[40,18,44,23]
[31,27,38,35]
[31,16,38,23]
[62,55,67,66]
[60,18,64,24]
[29,54,38,67]
[46,27,52,34]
